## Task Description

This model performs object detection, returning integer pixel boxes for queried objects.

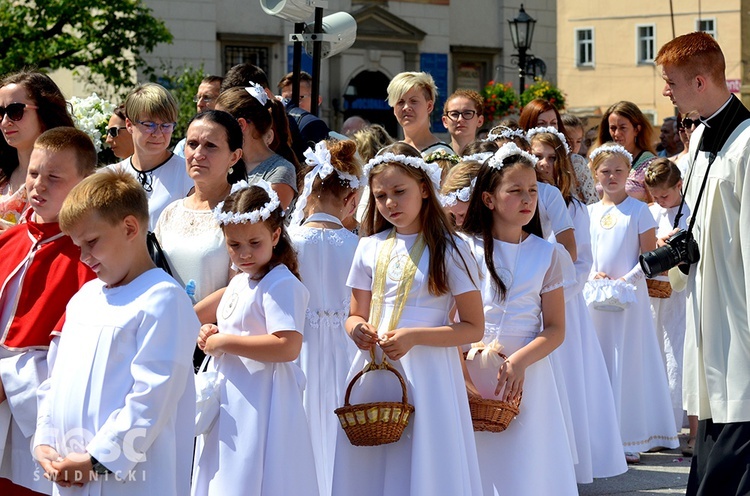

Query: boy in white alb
[33,170,200,495]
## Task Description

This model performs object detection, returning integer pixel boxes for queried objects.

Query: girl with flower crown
[528,128,628,482]
[287,139,362,496]
[191,180,319,496]
[332,142,484,496]
[586,143,679,465]
[460,142,578,496]
[216,84,300,210]
[440,159,482,228]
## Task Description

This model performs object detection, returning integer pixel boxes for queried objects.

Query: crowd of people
[0,30,746,496]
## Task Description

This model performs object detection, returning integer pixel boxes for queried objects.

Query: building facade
[557,1,744,125]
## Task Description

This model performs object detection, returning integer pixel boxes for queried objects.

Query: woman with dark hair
[216,84,299,210]
[593,101,657,202]
[0,71,75,228]
[154,110,245,325]
[105,104,134,160]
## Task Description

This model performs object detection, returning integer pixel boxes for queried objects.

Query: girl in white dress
[644,158,697,452]
[192,180,319,496]
[461,142,578,496]
[529,128,627,481]
[332,143,484,496]
[586,144,680,464]
[288,140,362,496]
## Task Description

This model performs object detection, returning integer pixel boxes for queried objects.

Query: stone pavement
[578,432,692,495]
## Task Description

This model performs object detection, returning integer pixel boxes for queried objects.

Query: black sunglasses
[681,117,700,129]
[0,102,38,122]
[106,126,128,138]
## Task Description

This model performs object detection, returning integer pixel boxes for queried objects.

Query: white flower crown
[487,142,538,170]
[289,141,362,226]
[588,143,633,165]
[363,152,442,192]
[245,82,269,107]
[441,177,477,207]
[486,127,527,142]
[424,149,460,165]
[461,152,494,163]
[214,179,281,225]
[526,126,571,154]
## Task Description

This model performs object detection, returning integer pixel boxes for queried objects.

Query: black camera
[639,229,700,278]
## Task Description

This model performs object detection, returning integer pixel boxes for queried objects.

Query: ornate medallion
[387,254,409,281]
[600,212,617,229]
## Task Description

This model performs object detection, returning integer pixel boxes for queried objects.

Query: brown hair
[462,139,499,157]
[216,87,300,176]
[219,184,299,280]
[277,71,313,91]
[595,101,656,155]
[361,142,469,296]
[443,89,484,115]
[529,132,578,204]
[644,157,682,189]
[34,128,98,176]
[589,141,632,174]
[655,31,725,86]
[518,99,567,138]
[124,82,178,123]
[59,169,149,233]
[307,139,362,204]
[441,160,482,195]
[221,64,269,92]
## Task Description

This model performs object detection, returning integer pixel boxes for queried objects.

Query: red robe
[0,211,95,350]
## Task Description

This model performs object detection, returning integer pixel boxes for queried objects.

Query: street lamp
[508,4,537,92]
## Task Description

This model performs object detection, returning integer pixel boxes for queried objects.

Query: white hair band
[214,179,281,225]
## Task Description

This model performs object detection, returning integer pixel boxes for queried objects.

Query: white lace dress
[289,214,359,496]
[154,199,231,301]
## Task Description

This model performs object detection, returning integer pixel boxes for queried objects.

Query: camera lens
[639,245,680,278]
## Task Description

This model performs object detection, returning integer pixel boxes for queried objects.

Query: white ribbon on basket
[465,338,505,369]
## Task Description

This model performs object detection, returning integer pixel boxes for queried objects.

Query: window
[575,28,594,67]
[223,46,270,75]
[636,25,655,64]
[696,18,716,38]
[217,33,282,79]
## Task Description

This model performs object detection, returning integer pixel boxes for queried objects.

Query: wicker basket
[464,351,522,433]
[647,279,672,298]
[468,393,522,432]
[335,357,415,447]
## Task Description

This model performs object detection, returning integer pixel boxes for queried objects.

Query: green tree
[0,0,172,90]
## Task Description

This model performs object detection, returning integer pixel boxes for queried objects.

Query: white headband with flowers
[487,142,538,170]
[363,152,443,192]
[526,126,571,154]
[214,179,281,225]
[441,177,477,207]
[461,152,494,163]
[486,127,527,142]
[289,141,362,227]
[245,82,269,107]
[588,143,633,165]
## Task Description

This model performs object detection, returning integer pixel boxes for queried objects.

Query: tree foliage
[0,0,172,89]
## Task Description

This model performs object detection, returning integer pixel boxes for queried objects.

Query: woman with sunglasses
[0,71,75,229]
[105,104,134,161]
[107,83,193,230]
[673,112,700,177]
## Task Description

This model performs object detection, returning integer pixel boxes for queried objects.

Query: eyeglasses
[444,110,477,121]
[136,121,177,134]
[681,117,700,130]
[193,95,215,104]
[0,102,38,122]
[106,126,127,138]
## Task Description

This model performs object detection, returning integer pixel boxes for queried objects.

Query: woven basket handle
[343,348,410,407]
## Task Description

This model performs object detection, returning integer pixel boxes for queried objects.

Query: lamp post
[508,4,537,93]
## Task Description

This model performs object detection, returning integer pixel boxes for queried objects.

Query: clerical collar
[701,96,733,128]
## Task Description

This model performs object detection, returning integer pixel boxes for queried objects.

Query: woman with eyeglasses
[387,72,454,158]
[0,71,75,230]
[592,101,658,203]
[105,104,134,161]
[441,90,485,155]
[106,83,193,230]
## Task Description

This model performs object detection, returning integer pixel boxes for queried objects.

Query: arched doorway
[343,70,398,137]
